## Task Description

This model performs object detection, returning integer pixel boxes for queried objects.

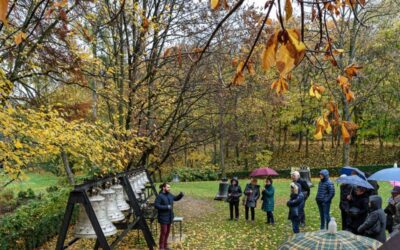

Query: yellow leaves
[14,32,27,45]
[314,115,332,140]
[309,83,325,99]
[344,63,362,79]
[14,140,23,149]
[285,0,292,21]
[210,0,220,10]
[261,32,278,70]
[232,61,245,86]
[0,68,13,102]
[0,0,8,25]
[271,77,289,94]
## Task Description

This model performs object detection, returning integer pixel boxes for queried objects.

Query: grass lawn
[0,171,60,194]
[169,178,392,249]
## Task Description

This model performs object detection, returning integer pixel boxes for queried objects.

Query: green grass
[169,178,392,249]
[0,171,60,194]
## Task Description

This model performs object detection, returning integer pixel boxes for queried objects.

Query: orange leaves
[344,63,362,79]
[262,29,305,76]
[336,75,354,102]
[341,121,359,144]
[285,0,292,21]
[262,29,305,95]
[232,61,245,86]
[309,83,325,99]
[276,42,295,76]
[14,32,27,45]
[210,0,229,10]
[336,63,362,103]
[231,59,256,86]
[0,0,8,25]
[271,77,289,94]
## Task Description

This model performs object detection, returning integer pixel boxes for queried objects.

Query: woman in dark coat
[287,182,304,233]
[347,186,369,234]
[244,178,260,223]
[261,177,275,224]
[154,183,184,250]
[227,177,242,220]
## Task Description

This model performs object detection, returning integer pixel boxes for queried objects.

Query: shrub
[0,188,70,250]
[167,166,219,182]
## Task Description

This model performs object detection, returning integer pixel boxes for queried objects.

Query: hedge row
[0,189,70,250]
[224,164,393,179]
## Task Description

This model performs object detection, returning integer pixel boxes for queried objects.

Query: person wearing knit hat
[287,182,304,233]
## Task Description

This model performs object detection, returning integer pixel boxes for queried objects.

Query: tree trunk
[219,110,225,177]
[61,149,75,185]
[305,128,309,158]
[297,130,303,152]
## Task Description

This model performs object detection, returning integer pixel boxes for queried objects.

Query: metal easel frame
[55,168,156,250]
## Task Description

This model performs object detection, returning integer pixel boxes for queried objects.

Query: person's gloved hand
[179,192,184,197]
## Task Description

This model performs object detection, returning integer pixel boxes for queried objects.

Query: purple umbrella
[250,167,279,177]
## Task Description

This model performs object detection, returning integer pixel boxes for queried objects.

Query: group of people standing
[226,168,400,244]
[227,177,275,224]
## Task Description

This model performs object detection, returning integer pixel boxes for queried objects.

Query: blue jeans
[317,201,331,230]
[291,217,300,233]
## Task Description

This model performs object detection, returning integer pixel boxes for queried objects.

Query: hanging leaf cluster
[262,29,306,94]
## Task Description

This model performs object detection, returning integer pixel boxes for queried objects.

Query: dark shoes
[300,222,306,228]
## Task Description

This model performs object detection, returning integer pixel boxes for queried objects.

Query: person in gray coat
[358,195,387,243]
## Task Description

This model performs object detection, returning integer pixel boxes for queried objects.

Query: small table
[172,216,183,241]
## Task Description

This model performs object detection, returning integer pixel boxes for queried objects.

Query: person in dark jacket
[365,172,380,196]
[315,169,335,230]
[154,182,184,250]
[291,171,310,227]
[339,175,352,230]
[244,178,260,223]
[358,195,386,243]
[287,182,304,233]
[227,177,242,221]
[384,186,400,234]
[347,186,369,234]
[261,177,275,224]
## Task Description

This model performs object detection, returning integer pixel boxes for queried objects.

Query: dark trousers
[245,206,255,221]
[340,208,349,230]
[291,217,300,233]
[317,201,331,230]
[229,201,239,219]
[159,223,171,249]
[266,211,274,223]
